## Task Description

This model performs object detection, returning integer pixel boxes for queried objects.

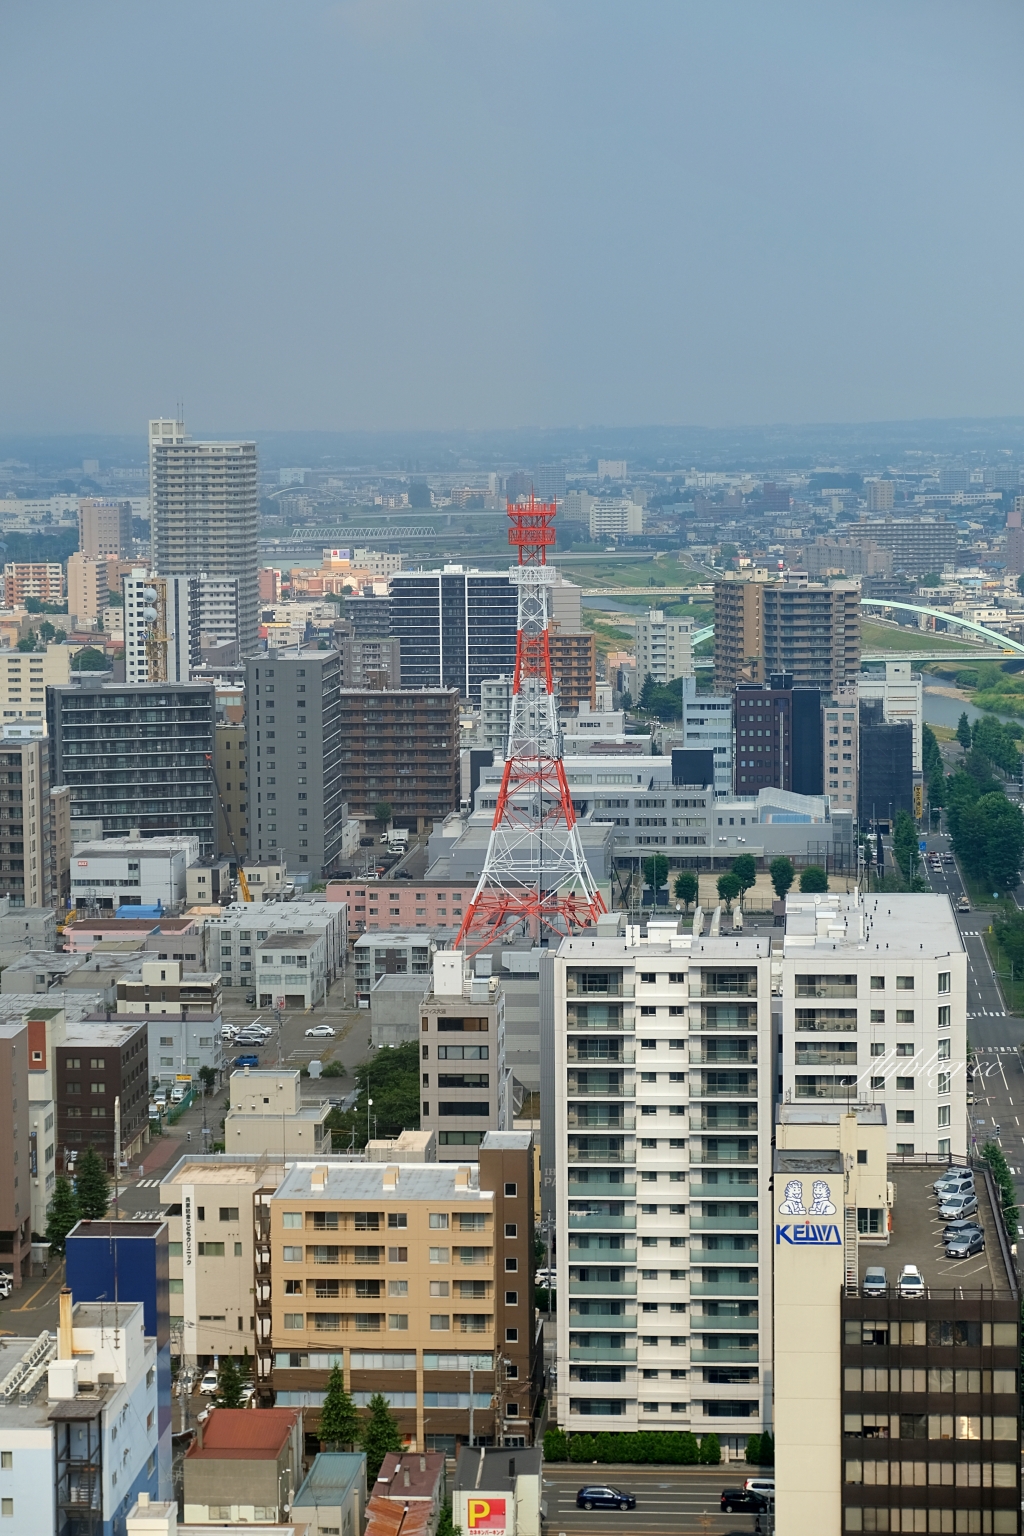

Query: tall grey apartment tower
[149,418,259,657]
[245,648,345,877]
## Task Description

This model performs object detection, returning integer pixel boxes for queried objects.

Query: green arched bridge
[691,598,1024,656]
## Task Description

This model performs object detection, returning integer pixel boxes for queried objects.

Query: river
[922,686,1019,731]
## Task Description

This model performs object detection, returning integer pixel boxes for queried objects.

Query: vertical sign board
[453,1494,509,1536]
[182,1185,198,1368]
[773,1161,845,1536]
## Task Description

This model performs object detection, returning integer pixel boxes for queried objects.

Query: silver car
[862,1266,887,1297]
[938,1192,978,1220]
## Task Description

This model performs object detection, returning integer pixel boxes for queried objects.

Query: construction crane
[205,753,252,902]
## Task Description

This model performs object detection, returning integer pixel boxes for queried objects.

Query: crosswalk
[968,1010,1008,1018]
[135,1178,161,1189]
[976,1045,1018,1054]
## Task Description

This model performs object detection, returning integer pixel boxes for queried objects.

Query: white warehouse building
[70,834,199,912]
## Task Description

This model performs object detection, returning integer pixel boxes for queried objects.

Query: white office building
[543,917,774,1450]
[588,498,644,539]
[204,901,346,992]
[635,610,693,688]
[857,661,923,772]
[70,835,199,912]
[778,889,968,1160]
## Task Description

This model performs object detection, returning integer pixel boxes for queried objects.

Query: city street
[920,832,1024,1225]
[541,1465,767,1536]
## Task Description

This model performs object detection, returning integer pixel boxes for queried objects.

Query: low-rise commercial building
[254,931,328,1010]
[55,1019,150,1170]
[204,901,345,991]
[116,959,222,1017]
[183,1407,303,1525]
[293,1452,367,1536]
[225,1069,332,1156]
[70,835,199,913]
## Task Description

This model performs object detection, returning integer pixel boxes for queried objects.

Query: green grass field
[860,621,991,654]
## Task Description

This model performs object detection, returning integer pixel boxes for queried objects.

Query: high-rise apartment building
[865,479,895,513]
[535,465,566,501]
[246,649,345,876]
[149,417,259,656]
[0,721,63,908]
[78,497,132,558]
[48,680,217,854]
[389,569,517,705]
[544,921,774,1451]
[635,610,694,688]
[67,552,110,627]
[419,950,511,1160]
[714,579,860,695]
[548,631,597,711]
[198,575,240,658]
[852,515,957,576]
[1006,501,1024,575]
[777,889,967,1160]
[340,636,403,689]
[263,1133,539,1450]
[822,687,858,811]
[335,687,461,832]
[123,570,201,683]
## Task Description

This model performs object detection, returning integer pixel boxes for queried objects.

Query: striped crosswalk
[135,1178,161,1189]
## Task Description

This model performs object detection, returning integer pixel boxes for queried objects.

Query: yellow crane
[205,752,252,902]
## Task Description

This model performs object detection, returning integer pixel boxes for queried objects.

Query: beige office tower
[67,553,110,627]
[78,497,132,558]
[0,644,70,721]
[149,418,259,657]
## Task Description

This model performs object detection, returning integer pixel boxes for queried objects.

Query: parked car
[743,1479,775,1499]
[938,1193,979,1220]
[576,1487,636,1511]
[234,1054,259,1069]
[897,1264,925,1298]
[943,1219,984,1240]
[934,1176,974,1200]
[0,1274,12,1300]
[862,1266,887,1297]
[170,1084,188,1104]
[945,1231,985,1259]
[245,992,257,1005]
[305,1024,336,1038]
[199,1369,219,1395]
[153,1088,168,1106]
[721,1490,767,1514]
[933,1168,972,1189]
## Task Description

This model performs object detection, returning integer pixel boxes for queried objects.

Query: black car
[942,1218,983,1239]
[721,1490,768,1514]
[576,1486,636,1511]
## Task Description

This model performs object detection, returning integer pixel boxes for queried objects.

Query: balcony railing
[568,1144,631,1163]
[568,1214,637,1231]
[692,1074,758,1098]
[690,1346,759,1364]
[568,1280,638,1296]
[693,974,758,999]
[690,1047,757,1065]
[568,1247,637,1264]
[567,1177,637,1196]
[566,974,634,999]
[690,1279,759,1297]
[690,1215,759,1231]
[690,1142,757,1165]
[567,1043,635,1063]
[794,976,857,999]
[567,1110,636,1130]
[692,1111,758,1133]
[567,1076,633,1096]
[569,1346,637,1362]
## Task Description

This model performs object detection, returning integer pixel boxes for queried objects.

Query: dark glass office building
[858,699,914,824]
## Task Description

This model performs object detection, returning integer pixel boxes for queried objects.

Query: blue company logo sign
[775,1177,841,1245]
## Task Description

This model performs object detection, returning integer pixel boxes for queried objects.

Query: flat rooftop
[858,1164,1013,1296]
[784,891,964,960]
[273,1161,487,1203]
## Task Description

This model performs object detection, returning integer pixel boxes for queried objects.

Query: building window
[937,1073,951,1095]
[869,977,884,991]
[896,1143,914,1156]
[430,1248,449,1264]
[505,1328,518,1343]
[938,1006,950,1029]
[938,1105,950,1128]
[938,972,950,994]
[504,1183,517,1197]
[429,1213,449,1228]
[895,1078,914,1091]
[430,1316,450,1331]
[895,977,914,990]
[937,1038,950,1059]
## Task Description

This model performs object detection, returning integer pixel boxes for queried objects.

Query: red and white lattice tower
[455,494,607,953]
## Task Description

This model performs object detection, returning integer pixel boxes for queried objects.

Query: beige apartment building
[67,553,109,627]
[262,1133,539,1453]
[0,721,68,909]
[0,643,70,720]
[714,577,860,694]
[78,497,132,558]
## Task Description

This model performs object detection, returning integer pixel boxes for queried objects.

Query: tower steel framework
[455,494,606,953]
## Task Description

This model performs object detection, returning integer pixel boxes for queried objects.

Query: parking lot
[541,1466,770,1536]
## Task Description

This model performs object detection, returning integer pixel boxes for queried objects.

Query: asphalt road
[542,1465,768,1536]
[920,831,1024,1227]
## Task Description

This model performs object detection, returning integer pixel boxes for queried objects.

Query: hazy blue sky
[2,1,1023,434]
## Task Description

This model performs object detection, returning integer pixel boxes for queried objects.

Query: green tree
[745,1434,762,1466]
[673,871,698,910]
[922,724,942,779]
[45,1176,81,1256]
[374,801,393,825]
[973,715,1023,777]
[759,1431,775,1465]
[769,856,795,900]
[716,872,741,911]
[71,646,109,671]
[799,865,829,893]
[324,1040,420,1151]
[360,1391,403,1482]
[956,712,973,751]
[318,1364,360,1449]
[643,854,669,893]
[544,1427,569,1461]
[75,1147,110,1220]
[731,853,757,902]
[213,1354,245,1408]
[198,1065,216,1092]
[437,1505,463,1536]
[699,1431,721,1465]
[16,631,37,653]
[892,810,921,885]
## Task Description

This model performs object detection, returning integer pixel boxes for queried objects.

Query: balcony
[567,1110,636,1130]
[567,1177,637,1196]
[690,1183,757,1200]
[568,1214,637,1231]
[690,1142,757,1165]
[693,973,758,999]
[568,1142,631,1163]
[569,1280,638,1296]
[569,1247,637,1264]
[567,1042,635,1062]
[794,975,857,1000]
[692,1074,757,1098]
[569,1346,637,1362]
[690,1347,759,1364]
[567,1075,633,1096]
[690,1215,759,1231]
[690,1279,759,1297]
[692,1111,758,1134]
[690,1046,757,1065]
[694,1005,758,1030]
[566,973,634,1000]
[693,1319,759,1332]
[690,1244,758,1264]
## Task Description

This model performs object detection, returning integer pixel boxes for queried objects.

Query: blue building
[65,1220,171,1504]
